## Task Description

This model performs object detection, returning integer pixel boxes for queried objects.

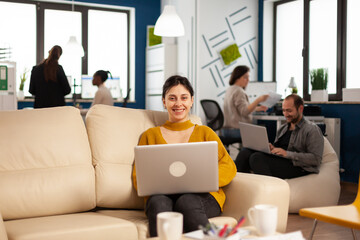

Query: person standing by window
[222,65,269,138]
[29,45,71,108]
[91,70,114,107]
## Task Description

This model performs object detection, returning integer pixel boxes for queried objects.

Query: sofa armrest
[222,173,290,233]
[0,212,8,240]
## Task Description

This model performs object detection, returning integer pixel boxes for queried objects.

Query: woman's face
[163,84,194,123]
[236,71,250,88]
[92,75,102,86]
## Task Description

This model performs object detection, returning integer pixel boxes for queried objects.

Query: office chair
[299,174,360,240]
[200,99,242,151]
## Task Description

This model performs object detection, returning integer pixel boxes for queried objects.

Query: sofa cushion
[4,212,137,240]
[286,137,340,213]
[97,210,149,240]
[0,107,95,220]
[0,213,8,240]
[85,105,202,209]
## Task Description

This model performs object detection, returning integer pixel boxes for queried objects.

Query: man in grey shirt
[235,94,324,179]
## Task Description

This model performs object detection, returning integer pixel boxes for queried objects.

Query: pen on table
[227,216,245,236]
[218,224,228,237]
[207,223,216,235]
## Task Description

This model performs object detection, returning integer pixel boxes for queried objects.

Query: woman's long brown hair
[43,45,62,82]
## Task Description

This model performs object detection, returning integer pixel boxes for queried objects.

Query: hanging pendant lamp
[65,0,84,57]
[65,36,84,57]
[154,5,184,37]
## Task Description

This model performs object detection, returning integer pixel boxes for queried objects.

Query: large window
[0,0,133,100]
[0,1,36,94]
[271,0,354,100]
[44,9,82,96]
[275,0,303,98]
[347,0,360,88]
[309,0,337,94]
[88,9,129,96]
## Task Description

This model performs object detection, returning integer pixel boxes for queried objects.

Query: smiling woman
[162,75,194,124]
[132,75,237,237]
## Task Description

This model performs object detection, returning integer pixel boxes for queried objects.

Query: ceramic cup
[248,204,278,236]
[157,212,183,240]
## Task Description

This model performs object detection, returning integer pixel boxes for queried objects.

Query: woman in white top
[91,70,114,107]
[222,65,268,138]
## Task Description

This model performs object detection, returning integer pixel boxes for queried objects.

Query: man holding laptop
[236,94,324,179]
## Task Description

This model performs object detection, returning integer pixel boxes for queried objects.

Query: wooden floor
[286,181,359,239]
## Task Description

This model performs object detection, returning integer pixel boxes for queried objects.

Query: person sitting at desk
[132,75,237,237]
[91,70,114,107]
[222,65,269,138]
[235,94,324,179]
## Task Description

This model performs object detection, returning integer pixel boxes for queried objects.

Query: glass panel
[347,0,360,88]
[276,0,303,98]
[0,2,36,97]
[88,9,128,99]
[44,9,82,95]
[309,0,337,94]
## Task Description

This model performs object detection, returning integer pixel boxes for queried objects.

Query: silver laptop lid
[134,141,219,197]
[239,122,271,154]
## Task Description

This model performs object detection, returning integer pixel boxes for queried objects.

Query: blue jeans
[221,128,241,139]
[145,193,221,237]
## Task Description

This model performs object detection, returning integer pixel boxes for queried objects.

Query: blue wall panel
[314,104,360,183]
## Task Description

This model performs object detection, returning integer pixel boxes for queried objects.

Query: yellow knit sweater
[132,120,237,211]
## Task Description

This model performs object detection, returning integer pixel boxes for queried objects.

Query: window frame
[0,0,132,100]
[273,0,348,101]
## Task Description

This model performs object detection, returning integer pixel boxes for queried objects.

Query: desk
[252,115,325,131]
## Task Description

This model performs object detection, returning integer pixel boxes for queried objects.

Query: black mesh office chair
[200,99,242,151]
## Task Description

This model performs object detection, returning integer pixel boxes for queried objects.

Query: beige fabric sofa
[286,137,341,213]
[0,105,290,240]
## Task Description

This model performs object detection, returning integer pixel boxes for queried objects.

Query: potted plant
[310,68,328,101]
[18,68,29,100]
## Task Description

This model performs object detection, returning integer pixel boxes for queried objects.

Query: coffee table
[150,226,280,239]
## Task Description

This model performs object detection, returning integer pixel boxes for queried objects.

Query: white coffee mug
[157,212,183,240]
[248,204,278,236]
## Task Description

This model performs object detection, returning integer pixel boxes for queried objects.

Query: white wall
[170,0,259,121]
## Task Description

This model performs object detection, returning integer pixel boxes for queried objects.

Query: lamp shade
[65,36,84,57]
[288,77,297,88]
[154,5,184,37]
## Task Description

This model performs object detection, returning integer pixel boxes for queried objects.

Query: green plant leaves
[310,68,328,90]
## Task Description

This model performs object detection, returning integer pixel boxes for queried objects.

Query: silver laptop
[239,122,272,154]
[134,141,219,197]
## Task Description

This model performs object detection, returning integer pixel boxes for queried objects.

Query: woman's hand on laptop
[271,147,287,157]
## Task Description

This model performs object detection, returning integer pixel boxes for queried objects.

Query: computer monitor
[105,76,121,99]
[81,75,121,99]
